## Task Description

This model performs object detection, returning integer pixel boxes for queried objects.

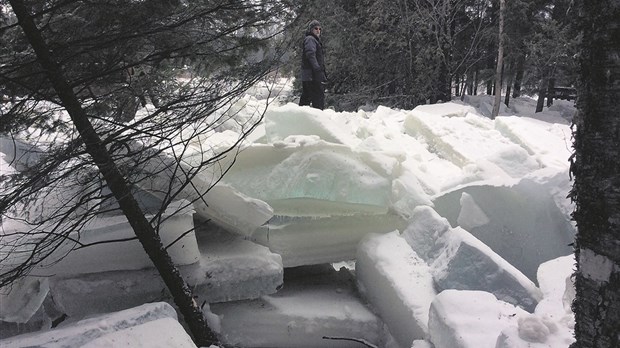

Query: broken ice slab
[0,291,65,340]
[428,290,527,348]
[430,225,543,313]
[193,183,274,237]
[116,141,273,237]
[356,231,436,348]
[251,214,406,267]
[431,179,575,282]
[49,222,282,319]
[403,106,540,177]
[535,255,576,320]
[494,116,572,170]
[0,277,49,324]
[37,199,200,276]
[0,302,196,348]
[264,103,361,145]
[221,142,392,216]
[0,136,45,171]
[401,206,452,262]
[208,265,385,348]
[401,205,542,312]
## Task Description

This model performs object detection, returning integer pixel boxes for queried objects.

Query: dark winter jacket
[300,32,326,82]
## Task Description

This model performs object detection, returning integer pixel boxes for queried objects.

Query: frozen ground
[0,81,577,347]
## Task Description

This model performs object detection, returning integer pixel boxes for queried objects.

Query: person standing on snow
[299,20,327,110]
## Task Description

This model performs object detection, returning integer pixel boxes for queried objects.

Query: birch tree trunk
[570,0,620,347]
[7,0,218,345]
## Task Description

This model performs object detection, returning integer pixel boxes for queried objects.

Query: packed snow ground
[0,80,577,348]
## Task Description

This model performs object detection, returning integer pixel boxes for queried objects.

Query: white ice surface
[251,214,406,267]
[209,265,385,348]
[0,88,579,348]
[48,221,283,319]
[0,277,49,323]
[0,302,195,348]
[428,290,528,348]
[356,231,436,348]
[431,225,543,312]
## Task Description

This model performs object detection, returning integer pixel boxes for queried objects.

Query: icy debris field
[1,85,577,348]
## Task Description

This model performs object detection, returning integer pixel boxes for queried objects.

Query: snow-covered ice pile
[0,84,577,348]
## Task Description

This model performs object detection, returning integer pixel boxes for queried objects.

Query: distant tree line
[287,0,580,111]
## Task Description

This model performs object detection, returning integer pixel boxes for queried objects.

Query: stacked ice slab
[1,96,578,347]
[0,302,197,348]
[0,136,284,338]
[222,105,411,266]
[356,207,575,348]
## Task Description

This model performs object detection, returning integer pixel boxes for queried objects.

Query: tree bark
[491,0,505,119]
[512,53,525,98]
[570,0,620,347]
[8,1,218,346]
[535,76,547,113]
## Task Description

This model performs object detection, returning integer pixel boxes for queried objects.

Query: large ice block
[401,206,452,262]
[430,226,543,312]
[118,142,273,237]
[49,222,282,319]
[356,231,436,348]
[0,277,49,324]
[264,103,357,145]
[535,255,575,318]
[221,142,392,216]
[208,265,385,348]
[432,179,575,281]
[494,116,572,170]
[37,199,200,276]
[403,105,540,177]
[428,290,527,348]
[0,302,196,348]
[251,214,406,267]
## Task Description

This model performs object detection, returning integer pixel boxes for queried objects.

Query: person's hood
[305,19,321,35]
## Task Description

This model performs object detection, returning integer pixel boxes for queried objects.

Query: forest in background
[285,0,580,111]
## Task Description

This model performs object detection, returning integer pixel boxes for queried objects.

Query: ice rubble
[0,302,197,348]
[0,94,578,348]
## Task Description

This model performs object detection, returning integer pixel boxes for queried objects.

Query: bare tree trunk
[8,1,218,345]
[504,64,513,107]
[512,53,525,98]
[491,0,505,119]
[570,0,620,347]
[535,76,548,113]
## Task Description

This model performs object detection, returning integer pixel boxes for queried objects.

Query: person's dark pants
[299,80,325,110]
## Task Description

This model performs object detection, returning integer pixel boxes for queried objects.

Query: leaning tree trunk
[570,1,620,347]
[8,1,218,346]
